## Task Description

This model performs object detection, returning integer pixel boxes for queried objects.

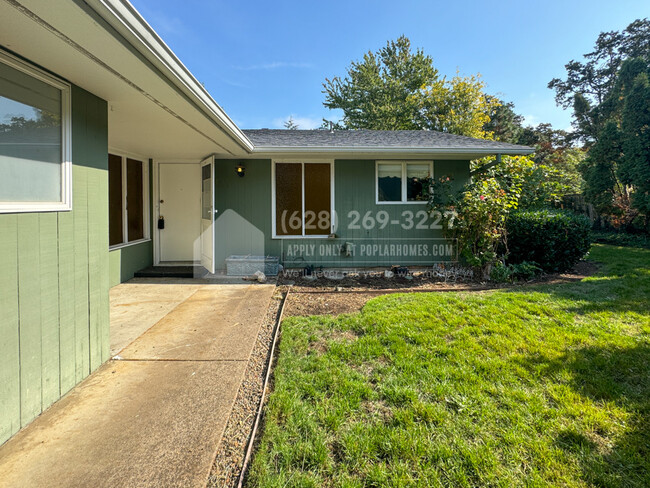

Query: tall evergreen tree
[581,121,624,216]
[483,98,524,143]
[323,36,438,130]
[621,72,650,220]
[283,116,299,130]
[549,18,650,142]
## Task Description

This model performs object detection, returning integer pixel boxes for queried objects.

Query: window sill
[109,238,151,251]
[272,234,334,240]
[0,202,72,214]
[376,201,429,205]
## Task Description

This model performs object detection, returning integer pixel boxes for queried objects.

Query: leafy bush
[510,261,544,280]
[428,176,519,280]
[490,261,543,282]
[489,262,512,283]
[506,210,591,272]
[476,155,582,210]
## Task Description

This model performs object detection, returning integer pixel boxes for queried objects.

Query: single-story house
[0,0,533,445]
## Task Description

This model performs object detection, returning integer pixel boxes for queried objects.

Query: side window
[0,50,71,212]
[406,163,431,201]
[108,154,148,247]
[108,154,124,246]
[377,163,402,202]
[376,161,432,203]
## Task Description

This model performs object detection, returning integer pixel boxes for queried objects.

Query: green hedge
[506,210,591,272]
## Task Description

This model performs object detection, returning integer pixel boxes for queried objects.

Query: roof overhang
[246,146,535,160]
[0,0,253,159]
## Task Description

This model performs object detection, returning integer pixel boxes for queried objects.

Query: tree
[483,98,524,143]
[417,73,500,139]
[621,71,650,221]
[518,123,571,162]
[283,116,299,130]
[569,57,650,229]
[548,18,650,141]
[580,121,636,225]
[323,36,437,130]
[322,36,498,138]
[319,118,346,131]
[550,20,650,226]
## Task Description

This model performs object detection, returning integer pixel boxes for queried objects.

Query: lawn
[249,245,650,487]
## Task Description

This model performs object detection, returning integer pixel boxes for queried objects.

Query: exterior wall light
[236,163,245,177]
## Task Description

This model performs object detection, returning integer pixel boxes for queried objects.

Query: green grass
[592,231,650,249]
[249,245,650,487]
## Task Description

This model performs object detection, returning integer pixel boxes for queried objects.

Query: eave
[246,145,535,160]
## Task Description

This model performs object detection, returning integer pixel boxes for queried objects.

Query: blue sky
[130,0,649,131]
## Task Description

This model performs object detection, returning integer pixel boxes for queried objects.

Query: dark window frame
[108,153,149,248]
[272,160,334,238]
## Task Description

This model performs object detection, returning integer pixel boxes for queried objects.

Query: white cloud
[522,114,538,127]
[151,15,186,36]
[271,115,323,130]
[233,62,313,71]
[216,77,249,89]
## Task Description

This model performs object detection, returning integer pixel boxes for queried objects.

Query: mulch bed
[283,261,598,317]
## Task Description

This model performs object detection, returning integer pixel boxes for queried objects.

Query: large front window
[376,161,433,203]
[0,50,71,212]
[273,161,333,237]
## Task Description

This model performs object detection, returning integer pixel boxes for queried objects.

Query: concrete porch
[0,280,275,487]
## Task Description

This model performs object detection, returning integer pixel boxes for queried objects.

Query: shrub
[510,261,544,280]
[490,261,543,282]
[427,176,519,280]
[506,210,591,272]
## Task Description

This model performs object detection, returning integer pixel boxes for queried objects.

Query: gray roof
[243,129,533,155]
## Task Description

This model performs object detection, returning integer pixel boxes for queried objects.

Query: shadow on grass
[529,343,650,487]
[503,247,650,316]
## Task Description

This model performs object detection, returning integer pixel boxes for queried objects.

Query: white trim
[152,159,160,266]
[0,49,72,213]
[108,151,150,246]
[109,237,151,251]
[121,154,128,241]
[271,159,335,239]
[200,155,216,274]
[252,146,534,155]
[376,161,433,205]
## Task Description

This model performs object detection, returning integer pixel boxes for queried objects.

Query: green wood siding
[0,215,20,442]
[0,85,109,445]
[214,159,279,269]
[109,240,153,288]
[213,158,470,270]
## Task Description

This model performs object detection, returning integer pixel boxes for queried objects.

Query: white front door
[158,163,201,262]
[200,157,215,274]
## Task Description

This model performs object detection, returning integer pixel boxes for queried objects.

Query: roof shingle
[243,129,533,153]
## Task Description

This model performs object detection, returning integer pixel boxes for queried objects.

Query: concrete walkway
[0,281,276,488]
